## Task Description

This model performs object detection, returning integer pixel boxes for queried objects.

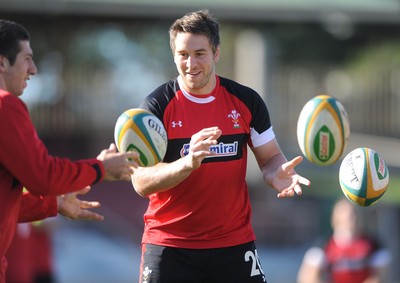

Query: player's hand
[185,127,222,170]
[272,156,311,198]
[97,143,139,181]
[57,186,104,221]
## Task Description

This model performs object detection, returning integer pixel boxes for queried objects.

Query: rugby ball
[297,94,350,166]
[114,108,167,167]
[339,147,389,207]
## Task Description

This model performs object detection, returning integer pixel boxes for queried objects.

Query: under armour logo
[172,121,183,128]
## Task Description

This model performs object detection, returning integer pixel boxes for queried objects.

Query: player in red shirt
[0,19,139,283]
[297,198,391,283]
[131,10,311,283]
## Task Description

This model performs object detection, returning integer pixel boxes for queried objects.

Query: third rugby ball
[339,147,389,206]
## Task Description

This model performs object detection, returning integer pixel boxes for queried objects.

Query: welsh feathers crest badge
[228,110,241,128]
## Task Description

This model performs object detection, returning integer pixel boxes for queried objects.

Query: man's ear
[213,46,220,63]
[0,56,9,70]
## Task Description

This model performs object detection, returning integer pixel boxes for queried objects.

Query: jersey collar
[177,75,218,104]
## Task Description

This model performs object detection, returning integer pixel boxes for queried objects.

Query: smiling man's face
[173,32,220,95]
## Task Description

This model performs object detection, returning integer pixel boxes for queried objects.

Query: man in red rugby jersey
[131,9,311,283]
[297,198,391,283]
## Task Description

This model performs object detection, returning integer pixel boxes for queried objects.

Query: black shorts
[139,241,267,283]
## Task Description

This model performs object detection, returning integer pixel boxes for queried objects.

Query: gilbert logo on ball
[297,94,350,166]
[114,108,167,167]
[339,147,389,207]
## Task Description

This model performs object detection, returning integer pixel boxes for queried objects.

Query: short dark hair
[0,19,30,65]
[169,10,220,54]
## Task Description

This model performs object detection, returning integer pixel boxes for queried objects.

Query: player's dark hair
[0,19,30,65]
[169,9,220,54]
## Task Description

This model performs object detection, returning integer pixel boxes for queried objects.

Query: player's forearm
[131,156,194,197]
[19,192,57,222]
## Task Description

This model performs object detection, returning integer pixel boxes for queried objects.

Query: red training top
[0,90,104,282]
[139,75,274,249]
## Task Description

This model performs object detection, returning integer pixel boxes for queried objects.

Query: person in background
[6,222,55,283]
[30,222,55,283]
[0,19,139,283]
[5,223,36,283]
[131,9,311,283]
[297,198,392,283]
[6,187,111,283]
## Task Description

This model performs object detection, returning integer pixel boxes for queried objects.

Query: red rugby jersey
[139,75,275,249]
[325,236,378,283]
